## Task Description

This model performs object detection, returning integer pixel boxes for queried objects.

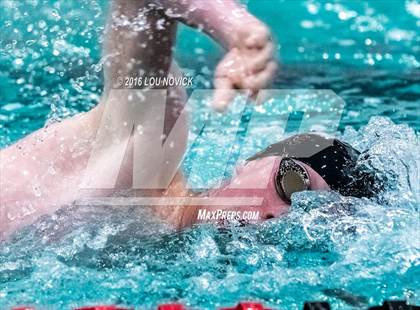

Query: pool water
[0,0,419,309]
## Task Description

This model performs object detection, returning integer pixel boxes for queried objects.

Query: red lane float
[74,306,134,310]
[220,302,269,310]
[158,303,186,310]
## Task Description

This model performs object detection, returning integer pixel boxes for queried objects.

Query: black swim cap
[247,133,378,198]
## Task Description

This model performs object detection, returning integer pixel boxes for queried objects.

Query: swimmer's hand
[211,22,278,112]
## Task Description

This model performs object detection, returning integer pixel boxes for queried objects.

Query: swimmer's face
[214,156,330,220]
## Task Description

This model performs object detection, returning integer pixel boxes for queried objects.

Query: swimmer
[0,0,376,239]
[182,133,379,227]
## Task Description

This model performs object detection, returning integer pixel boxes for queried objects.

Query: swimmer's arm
[154,0,278,111]
[0,107,104,239]
[153,0,256,49]
[102,0,176,93]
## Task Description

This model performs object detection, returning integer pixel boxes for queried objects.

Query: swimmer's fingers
[211,44,277,111]
[243,23,271,49]
[212,49,247,112]
[245,42,275,74]
[244,61,278,103]
[212,76,236,112]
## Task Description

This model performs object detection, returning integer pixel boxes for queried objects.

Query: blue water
[0,0,419,309]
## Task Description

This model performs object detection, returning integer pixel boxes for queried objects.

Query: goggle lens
[275,158,310,203]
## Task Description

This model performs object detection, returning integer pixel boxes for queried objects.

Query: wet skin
[0,0,277,239]
[180,156,330,227]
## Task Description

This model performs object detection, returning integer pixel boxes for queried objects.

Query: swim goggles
[274,158,311,203]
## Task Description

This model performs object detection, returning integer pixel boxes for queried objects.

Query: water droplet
[14,58,23,66]
[38,20,47,29]
[51,9,61,20]
[26,39,36,46]
[406,0,420,18]
[32,185,42,197]
[156,18,165,30]
[307,3,319,14]
[301,20,314,29]
[2,103,24,111]
[194,48,204,55]
[48,166,56,175]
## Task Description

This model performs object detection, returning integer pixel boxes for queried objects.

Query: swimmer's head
[246,133,381,200]
[202,133,381,223]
